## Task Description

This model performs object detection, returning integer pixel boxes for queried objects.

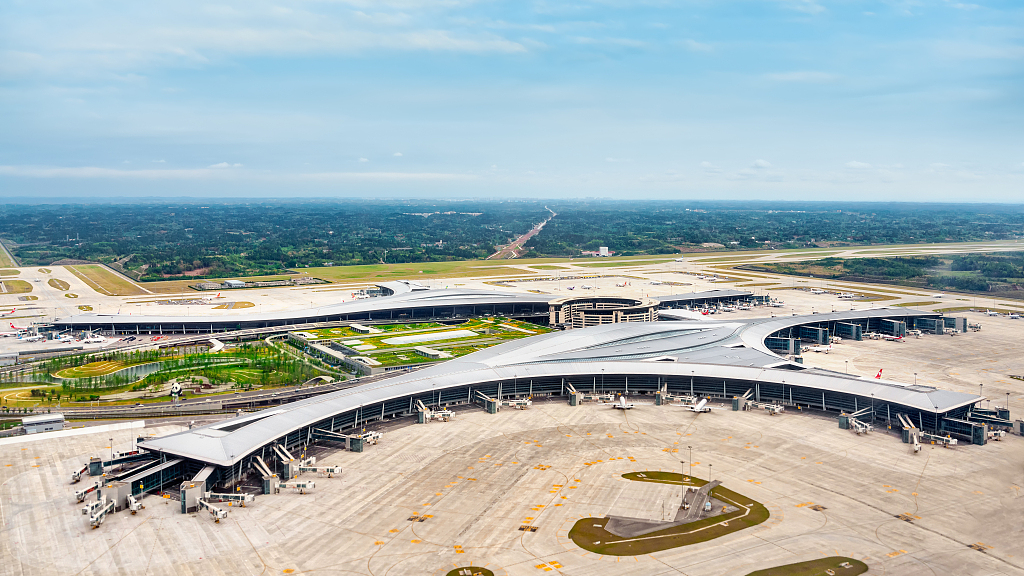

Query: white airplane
[9,321,28,331]
[679,398,711,413]
[674,257,685,262]
[612,395,634,410]
[837,293,855,299]
[984,310,1000,317]
[82,335,107,344]
[881,335,904,342]
[810,288,826,294]
[1,308,15,316]
[931,294,945,298]
[875,369,883,379]
[769,302,785,308]
[566,286,575,290]
[22,334,44,342]
[803,344,832,353]
[581,285,594,290]
[720,306,735,312]
[615,282,629,287]
[1009,313,1021,320]
[57,335,74,343]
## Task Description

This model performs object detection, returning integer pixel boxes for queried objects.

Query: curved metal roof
[139,308,976,467]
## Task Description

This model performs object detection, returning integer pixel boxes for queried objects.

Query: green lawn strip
[0,269,20,276]
[892,301,941,307]
[48,278,70,290]
[745,556,868,576]
[0,280,32,294]
[528,265,570,270]
[568,471,769,556]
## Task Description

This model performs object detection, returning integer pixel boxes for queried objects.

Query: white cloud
[393,152,403,157]
[209,162,242,168]
[777,0,826,14]
[152,159,166,163]
[605,157,632,163]
[298,171,475,181]
[358,157,369,162]
[572,37,648,48]
[679,39,712,52]
[845,161,872,169]
[751,159,772,168]
[764,71,838,83]
[0,164,474,182]
[0,165,237,179]
[700,161,723,173]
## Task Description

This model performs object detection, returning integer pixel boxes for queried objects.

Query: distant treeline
[1,200,1022,279]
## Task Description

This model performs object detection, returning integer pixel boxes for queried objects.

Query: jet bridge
[474,390,499,414]
[415,399,453,423]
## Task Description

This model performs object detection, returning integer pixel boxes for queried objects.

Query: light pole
[914,372,917,386]
[709,464,712,483]
[687,446,692,480]
[845,360,848,374]
[109,437,113,465]
[680,461,685,505]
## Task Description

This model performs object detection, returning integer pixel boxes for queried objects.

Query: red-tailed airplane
[1,308,15,316]
[875,369,883,379]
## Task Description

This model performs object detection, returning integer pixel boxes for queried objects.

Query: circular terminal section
[548,296,660,329]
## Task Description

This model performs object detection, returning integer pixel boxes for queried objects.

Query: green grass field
[0,269,20,276]
[568,471,769,556]
[67,264,149,296]
[48,278,70,290]
[575,259,675,268]
[1,280,32,294]
[55,360,149,378]
[745,557,868,576]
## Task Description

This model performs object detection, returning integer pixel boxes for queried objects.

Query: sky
[1,0,1022,201]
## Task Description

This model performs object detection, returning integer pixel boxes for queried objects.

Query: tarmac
[2,395,1022,576]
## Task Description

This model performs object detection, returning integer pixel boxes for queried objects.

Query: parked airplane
[615,281,629,287]
[1009,313,1021,320]
[881,335,904,342]
[769,302,785,308]
[679,398,711,413]
[875,369,883,379]
[581,285,594,290]
[1,308,15,316]
[566,286,575,290]
[612,395,634,410]
[810,288,826,294]
[9,322,28,331]
[837,293,855,299]
[985,310,1000,317]
[22,334,44,342]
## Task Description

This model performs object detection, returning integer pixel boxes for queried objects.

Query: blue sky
[1,0,1022,201]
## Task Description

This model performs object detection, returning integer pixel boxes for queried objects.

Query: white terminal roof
[139,308,977,467]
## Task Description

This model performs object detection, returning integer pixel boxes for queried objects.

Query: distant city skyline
[1,0,1022,201]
